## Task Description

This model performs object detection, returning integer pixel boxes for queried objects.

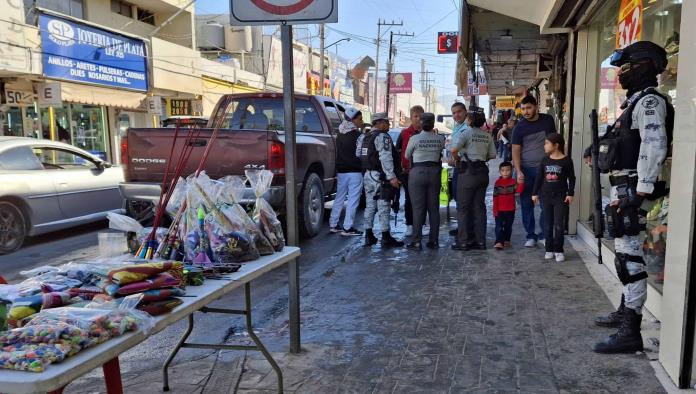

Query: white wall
[85,0,193,48]
[658,0,696,385]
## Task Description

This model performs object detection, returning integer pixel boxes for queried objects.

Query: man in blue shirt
[511,95,557,247]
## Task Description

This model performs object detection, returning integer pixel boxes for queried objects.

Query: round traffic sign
[250,0,314,15]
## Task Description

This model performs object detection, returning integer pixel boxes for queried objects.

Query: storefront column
[47,106,56,141]
[658,0,696,386]
[569,26,600,226]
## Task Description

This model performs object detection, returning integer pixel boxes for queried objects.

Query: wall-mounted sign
[39,13,148,92]
[168,99,192,116]
[4,88,34,106]
[147,96,164,116]
[466,71,488,95]
[495,96,516,110]
[230,0,338,25]
[437,32,459,54]
[37,82,62,107]
[616,0,642,49]
[389,72,412,94]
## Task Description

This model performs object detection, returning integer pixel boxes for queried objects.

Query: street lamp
[320,38,351,95]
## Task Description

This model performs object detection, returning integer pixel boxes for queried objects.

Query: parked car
[120,93,345,237]
[0,137,124,254]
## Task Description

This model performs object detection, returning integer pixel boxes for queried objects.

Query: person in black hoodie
[329,107,365,236]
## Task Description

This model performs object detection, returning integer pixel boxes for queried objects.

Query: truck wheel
[299,173,324,238]
[0,201,27,254]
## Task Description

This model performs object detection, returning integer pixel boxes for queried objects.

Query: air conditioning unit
[225,26,252,52]
[536,55,553,79]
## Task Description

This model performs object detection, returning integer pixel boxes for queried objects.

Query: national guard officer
[360,112,404,248]
[586,41,672,354]
[450,109,497,251]
[404,112,446,250]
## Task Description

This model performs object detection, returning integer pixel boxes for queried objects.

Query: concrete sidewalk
[70,173,665,393]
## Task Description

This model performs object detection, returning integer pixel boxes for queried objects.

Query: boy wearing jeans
[493,162,524,249]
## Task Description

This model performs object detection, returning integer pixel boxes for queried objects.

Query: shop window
[27,0,84,19]
[0,147,43,171]
[111,0,133,18]
[591,0,681,293]
[137,9,155,25]
[1,108,24,137]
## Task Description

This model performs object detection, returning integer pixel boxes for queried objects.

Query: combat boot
[593,308,644,354]
[595,295,626,328]
[381,232,404,248]
[365,229,378,246]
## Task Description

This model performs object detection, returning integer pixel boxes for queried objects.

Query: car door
[0,145,63,228]
[32,146,122,219]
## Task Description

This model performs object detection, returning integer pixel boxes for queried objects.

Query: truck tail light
[120,136,128,169]
[267,141,285,174]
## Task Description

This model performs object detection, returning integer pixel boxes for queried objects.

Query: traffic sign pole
[281,23,301,354]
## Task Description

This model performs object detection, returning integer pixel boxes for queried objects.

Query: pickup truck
[119,92,348,237]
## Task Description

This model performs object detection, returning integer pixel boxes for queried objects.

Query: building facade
[462,0,695,388]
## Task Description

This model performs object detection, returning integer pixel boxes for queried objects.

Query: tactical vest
[359,131,400,175]
[598,88,674,173]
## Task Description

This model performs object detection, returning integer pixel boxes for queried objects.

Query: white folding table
[0,247,300,394]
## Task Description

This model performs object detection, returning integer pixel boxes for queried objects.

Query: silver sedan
[0,137,124,254]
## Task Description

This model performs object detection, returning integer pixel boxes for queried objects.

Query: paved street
[55,163,666,393]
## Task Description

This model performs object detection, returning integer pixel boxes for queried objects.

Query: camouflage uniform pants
[363,171,391,232]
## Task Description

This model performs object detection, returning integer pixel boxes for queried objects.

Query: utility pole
[385,30,414,119]
[424,78,436,112]
[419,59,434,111]
[373,19,402,113]
[319,24,325,95]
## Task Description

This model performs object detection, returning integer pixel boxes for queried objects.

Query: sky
[195,0,463,105]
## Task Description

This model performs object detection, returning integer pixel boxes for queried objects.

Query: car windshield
[215,98,323,133]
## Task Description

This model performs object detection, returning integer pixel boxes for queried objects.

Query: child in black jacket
[532,133,575,263]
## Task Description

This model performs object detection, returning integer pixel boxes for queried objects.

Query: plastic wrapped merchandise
[190,174,257,264]
[0,295,155,372]
[165,177,188,217]
[219,176,274,256]
[182,173,209,263]
[245,169,285,252]
[185,174,263,264]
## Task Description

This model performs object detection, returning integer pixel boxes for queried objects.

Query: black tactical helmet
[610,41,668,73]
[421,112,435,131]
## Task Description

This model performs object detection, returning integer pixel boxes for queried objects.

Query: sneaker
[329,226,340,234]
[524,239,537,248]
[538,239,546,246]
[555,253,565,262]
[341,228,363,236]
[405,225,413,236]
[494,242,504,250]
[544,252,555,260]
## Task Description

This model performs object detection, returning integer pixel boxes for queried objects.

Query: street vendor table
[0,247,301,394]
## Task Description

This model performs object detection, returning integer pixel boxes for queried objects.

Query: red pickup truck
[119,93,348,237]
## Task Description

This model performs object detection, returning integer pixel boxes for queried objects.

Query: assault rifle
[590,109,604,264]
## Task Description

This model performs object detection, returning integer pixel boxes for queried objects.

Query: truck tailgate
[125,128,268,182]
